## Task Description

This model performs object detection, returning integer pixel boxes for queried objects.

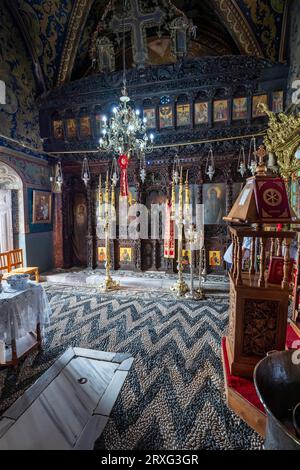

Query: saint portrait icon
[177,103,190,126]
[194,102,208,124]
[32,191,52,224]
[143,108,156,128]
[213,100,228,122]
[120,247,132,263]
[209,251,221,266]
[272,91,284,113]
[159,105,173,128]
[181,249,191,265]
[232,97,248,120]
[53,120,64,140]
[203,184,226,224]
[98,247,106,262]
[252,95,268,118]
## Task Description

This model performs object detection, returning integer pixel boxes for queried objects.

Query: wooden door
[0,190,13,252]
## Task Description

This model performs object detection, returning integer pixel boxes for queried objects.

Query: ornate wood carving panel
[242,298,279,356]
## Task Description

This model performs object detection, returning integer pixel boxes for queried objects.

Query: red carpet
[222,324,300,415]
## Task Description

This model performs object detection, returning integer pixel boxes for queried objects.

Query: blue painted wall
[25,231,53,273]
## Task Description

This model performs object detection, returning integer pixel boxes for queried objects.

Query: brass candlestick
[194,237,206,300]
[171,167,189,296]
[185,224,203,300]
[100,172,119,292]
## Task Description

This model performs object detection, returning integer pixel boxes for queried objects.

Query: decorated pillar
[86,181,94,269]
[287,0,300,110]
[53,193,64,268]
[134,169,142,271]
[62,180,72,268]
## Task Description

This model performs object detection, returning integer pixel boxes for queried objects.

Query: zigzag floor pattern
[0,285,263,450]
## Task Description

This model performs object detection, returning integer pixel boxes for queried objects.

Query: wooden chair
[8,249,39,282]
[0,252,10,276]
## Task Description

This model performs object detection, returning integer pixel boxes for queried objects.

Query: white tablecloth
[0,281,51,343]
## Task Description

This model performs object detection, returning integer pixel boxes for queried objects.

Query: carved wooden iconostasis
[59,148,247,274]
[41,43,288,274]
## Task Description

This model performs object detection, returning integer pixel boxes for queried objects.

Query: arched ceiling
[6,0,289,93]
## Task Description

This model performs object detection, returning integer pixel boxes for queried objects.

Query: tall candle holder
[171,167,189,296]
[185,224,204,300]
[194,237,206,300]
[99,172,119,292]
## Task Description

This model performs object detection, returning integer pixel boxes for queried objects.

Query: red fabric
[286,324,300,349]
[164,201,175,258]
[222,325,300,415]
[118,154,129,197]
[267,256,293,284]
[222,338,265,413]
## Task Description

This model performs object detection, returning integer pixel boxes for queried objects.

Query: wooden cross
[110,0,165,68]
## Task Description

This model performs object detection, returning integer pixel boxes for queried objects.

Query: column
[287,0,300,110]
[53,193,64,268]
[86,182,93,269]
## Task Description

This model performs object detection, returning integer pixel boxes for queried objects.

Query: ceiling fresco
[0,0,290,94]
[238,0,287,61]
[16,0,74,89]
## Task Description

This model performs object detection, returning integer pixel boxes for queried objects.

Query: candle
[185,170,190,205]
[179,167,183,222]
[111,181,115,213]
[171,173,175,219]
[105,171,109,206]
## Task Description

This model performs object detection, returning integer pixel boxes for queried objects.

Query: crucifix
[254,144,267,175]
[110,0,165,69]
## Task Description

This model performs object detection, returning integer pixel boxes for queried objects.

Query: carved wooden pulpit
[223,150,299,378]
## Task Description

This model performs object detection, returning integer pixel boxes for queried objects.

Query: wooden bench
[0,252,9,273]
[0,249,39,282]
[0,252,10,280]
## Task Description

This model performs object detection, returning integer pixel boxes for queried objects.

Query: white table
[0,281,51,366]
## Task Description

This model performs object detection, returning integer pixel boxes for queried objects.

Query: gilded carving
[260,103,300,178]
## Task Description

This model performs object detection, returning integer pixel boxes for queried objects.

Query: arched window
[0,161,25,254]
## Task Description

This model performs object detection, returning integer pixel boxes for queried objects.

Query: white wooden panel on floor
[0,418,14,439]
[0,348,133,450]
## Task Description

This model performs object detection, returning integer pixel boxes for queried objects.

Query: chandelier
[98,0,154,182]
[98,87,154,159]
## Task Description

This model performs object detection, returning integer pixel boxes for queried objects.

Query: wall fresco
[0,3,40,149]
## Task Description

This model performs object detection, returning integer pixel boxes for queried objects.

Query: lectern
[223,150,299,378]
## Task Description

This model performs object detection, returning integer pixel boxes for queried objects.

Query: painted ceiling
[4,0,289,92]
